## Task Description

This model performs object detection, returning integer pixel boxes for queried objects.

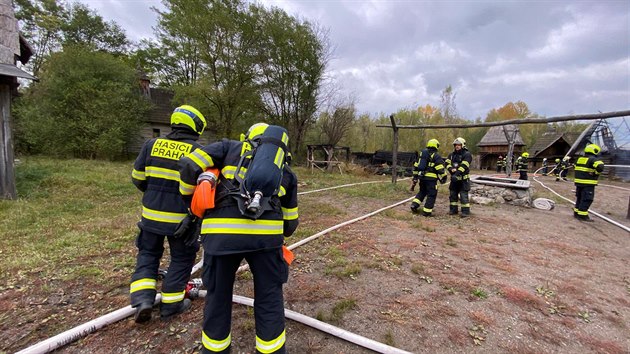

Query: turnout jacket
[516,156,528,172]
[445,148,472,181]
[413,148,446,181]
[178,139,299,255]
[132,129,203,236]
[574,154,604,186]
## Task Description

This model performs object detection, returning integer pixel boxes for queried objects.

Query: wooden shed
[476,125,525,170]
[529,130,579,170]
[1,0,36,199]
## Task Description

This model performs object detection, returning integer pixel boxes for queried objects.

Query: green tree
[255,5,330,153]
[14,0,65,75]
[62,3,129,55]
[14,46,150,159]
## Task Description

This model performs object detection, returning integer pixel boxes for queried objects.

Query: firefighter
[573,144,605,222]
[542,157,548,175]
[515,152,529,180]
[410,139,447,216]
[445,137,472,217]
[130,105,206,323]
[553,158,562,181]
[179,123,299,353]
[496,155,505,173]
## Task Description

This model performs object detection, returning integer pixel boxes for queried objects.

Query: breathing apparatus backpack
[232,125,290,220]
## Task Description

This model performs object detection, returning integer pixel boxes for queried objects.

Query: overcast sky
[77,0,630,120]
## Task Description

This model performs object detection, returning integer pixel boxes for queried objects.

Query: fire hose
[532,166,630,233]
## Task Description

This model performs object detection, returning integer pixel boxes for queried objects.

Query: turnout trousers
[449,181,470,215]
[412,179,438,215]
[574,185,595,217]
[130,229,198,314]
[519,171,528,180]
[201,248,289,353]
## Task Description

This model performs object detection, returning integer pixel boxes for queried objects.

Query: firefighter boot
[134,302,153,324]
[160,299,192,322]
[410,202,420,213]
[448,206,458,215]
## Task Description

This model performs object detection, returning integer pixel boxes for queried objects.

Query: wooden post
[627,196,630,220]
[0,82,17,199]
[390,114,399,184]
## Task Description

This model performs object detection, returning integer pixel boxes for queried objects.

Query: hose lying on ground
[532,198,555,210]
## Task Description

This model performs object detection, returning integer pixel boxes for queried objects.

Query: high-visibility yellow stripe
[142,206,187,223]
[132,169,146,180]
[145,166,180,181]
[278,186,286,197]
[450,202,458,206]
[130,278,157,293]
[202,331,231,352]
[575,166,595,173]
[221,165,246,180]
[461,203,470,207]
[577,157,589,164]
[180,180,196,195]
[422,207,432,213]
[201,218,283,235]
[161,290,185,304]
[435,165,444,171]
[424,172,437,178]
[256,330,286,353]
[281,132,289,145]
[412,198,421,204]
[282,207,298,220]
[274,148,285,168]
[574,178,598,185]
[593,161,604,167]
[189,149,214,170]
[457,167,465,172]
[577,210,589,216]
[461,161,470,167]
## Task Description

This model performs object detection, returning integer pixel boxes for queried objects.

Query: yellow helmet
[555,158,560,163]
[522,152,529,158]
[584,143,601,155]
[426,139,440,149]
[453,137,466,148]
[171,105,206,135]
[246,122,268,140]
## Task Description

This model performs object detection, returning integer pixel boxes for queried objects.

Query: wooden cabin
[476,125,525,170]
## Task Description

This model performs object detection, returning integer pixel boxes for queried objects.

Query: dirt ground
[2,173,629,354]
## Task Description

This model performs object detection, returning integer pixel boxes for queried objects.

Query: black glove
[439,175,448,184]
[173,213,200,247]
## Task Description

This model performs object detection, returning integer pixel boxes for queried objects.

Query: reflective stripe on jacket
[446,149,472,181]
[132,130,202,235]
[574,155,604,186]
[178,139,299,255]
[413,148,446,180]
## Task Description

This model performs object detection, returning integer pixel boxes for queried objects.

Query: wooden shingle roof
[477,125,525,147]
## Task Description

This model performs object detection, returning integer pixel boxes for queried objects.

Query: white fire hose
[532,167,630,233]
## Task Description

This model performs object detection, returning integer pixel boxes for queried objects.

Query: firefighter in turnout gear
[573,144,605,222]
[516,152,529,180]
[130,105,207,323]
[410,139,447,216]
[179,123,299,353]
[445,137,472,217]
[496,155,506,173]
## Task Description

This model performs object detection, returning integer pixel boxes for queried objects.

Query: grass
[0,156,139,284]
